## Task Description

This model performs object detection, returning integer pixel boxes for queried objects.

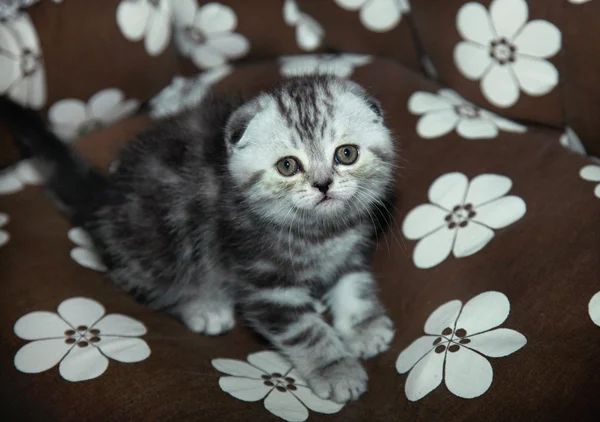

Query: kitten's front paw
[182,307,235,336]
[306,358,368,403]
[345,315,395,359]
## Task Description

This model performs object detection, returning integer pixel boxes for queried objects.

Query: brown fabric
[410,0,564,127]
[1,58,599,421]
[27,0,179,109]
[562,0,600,157]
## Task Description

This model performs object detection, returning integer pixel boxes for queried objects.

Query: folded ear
[345,79,383,120]
[225,96,265,148]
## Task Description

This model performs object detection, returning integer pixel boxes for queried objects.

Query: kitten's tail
[0,96,108,225]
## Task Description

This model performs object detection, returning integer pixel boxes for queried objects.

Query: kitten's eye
[334,145,359,165]
[276,157,301,177]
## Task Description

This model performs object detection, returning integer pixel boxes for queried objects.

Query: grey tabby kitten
[0,75,396,403]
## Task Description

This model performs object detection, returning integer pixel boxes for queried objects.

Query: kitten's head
[225,75,395,227]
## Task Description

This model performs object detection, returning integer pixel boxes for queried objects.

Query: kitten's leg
[176,282,236,336]
[325,271,395,359]
[242,287,368,403]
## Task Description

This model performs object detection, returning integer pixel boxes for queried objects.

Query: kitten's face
[226,77,395,225]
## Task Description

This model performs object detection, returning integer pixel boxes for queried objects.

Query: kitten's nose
[312,179,332,194]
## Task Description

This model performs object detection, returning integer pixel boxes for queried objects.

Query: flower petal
[218,376,271,401]
[296,16,324,51]
[416,109,460,139]
[264,389,309,422]
[14,338,71,373]
[335,0,366,11]
[57,297,105,328]
[59,343,109,382]
[595,184,600,199]
[15,159,45,184]
[195,3,237,34]
[0,169,23,194]
[206,33,249,59]
[444,345,492,398]
[144,7,171,56]
[0,53,19,92]
[559,127,586,155]
[481,64,520,107]
[103,98,140,123]
[9,13,41,53]
[456,117,498,139]
[438,89,467,105]
[71,247,107,272]
[404,348,444,401]
[580,165,600,182]
[455,291,510,336]
[292,385,344,414]
[247,351,293,375]
[424,300,463,336]
[199,65,233,85]
[413,226,456,269]
[283,0,300,25]
[48,98,86,127]
[280,55,320,76]
[589,292,600,327]
[490,0,528,40]
[192,45,226,69]
[483,111,527,133]
[116,0,150,41]
[456,2,494,45]
[97,336,151,363]
[428,172,469,210]
[92,314,147,336]
[465,173,512,207]
[467,328,527,357]
[511,56,558,96]
[0,21,21,56]
[212,358,267,378]
[26,67,46,109]
[473,196,526,229]
[454,41,493,80]
[360,0,402,32]
[0,212,7,227]
[408,91,453,115]
[14,311,71,340]
[8,77,28,106]
[396,335,439,373]
[402,204,448,240]
[67,227,94,248]
[452,222,494,258]
[513,20,561,58]
[88,88,123,121]
[172,0,196,27]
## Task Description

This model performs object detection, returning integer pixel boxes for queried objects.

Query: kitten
[0,75,397,403]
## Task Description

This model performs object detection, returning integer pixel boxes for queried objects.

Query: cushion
[1,56,599,421]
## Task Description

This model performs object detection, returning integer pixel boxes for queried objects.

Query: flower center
[77,119,104,138]
[432,327,470,353]
[20,49,39,76]
[454,104,479,119]
[64,327,102,347]
[489,38,516,65]
[445,204,476,229]
[261,373,297,392]
[149,0,161,8]
[184,26,206,44]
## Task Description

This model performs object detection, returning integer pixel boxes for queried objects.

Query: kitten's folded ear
[225,96,265,147]
[345,80,383,119]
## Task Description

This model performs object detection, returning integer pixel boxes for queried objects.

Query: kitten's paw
[345,315,395,360]
[182,307,235,336]
[306,358,368,403]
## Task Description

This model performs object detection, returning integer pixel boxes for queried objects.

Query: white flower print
[213,351,344,422]
[396,291,526,401]
[279,54,372,78]
[116,0,172,57]
[408,89,527,139]
[560,127,587,156]
[283,0,324,51]
[0,212,10,247]
[402,172,526,269]
[454,0,561,108]
[0,12,47,108]
[48,88,139,142]
[14,297,150,382]
[172,0,249,70]
[590,292,600,326]
[68,227,107,272]
[334,0,410,32]
[0,159,45,195]
[569,0,591,3]
[579,165,600,198]
[149,65,232,119]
